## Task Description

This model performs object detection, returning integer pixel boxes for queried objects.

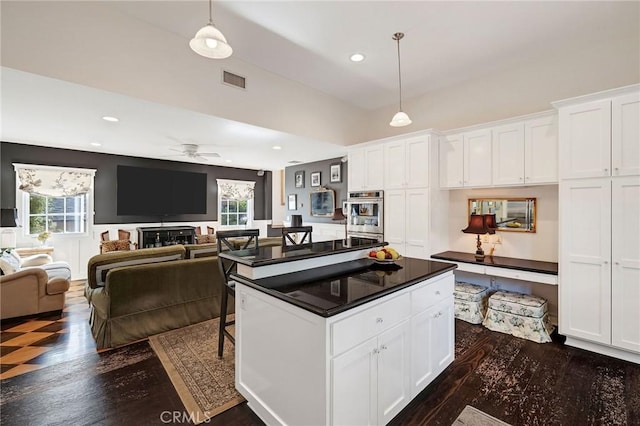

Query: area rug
[452,405,512,426]
[148,317,244,425]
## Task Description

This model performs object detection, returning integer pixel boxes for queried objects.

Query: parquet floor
[0,281,95,380]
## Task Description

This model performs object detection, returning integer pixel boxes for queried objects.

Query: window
[14,163,95,236]
[220,198,251,226]
[217,179,255,229]
[25,193,88,235]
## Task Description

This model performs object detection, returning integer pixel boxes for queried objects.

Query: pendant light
[189,0,232,59]
[390,32,412,127]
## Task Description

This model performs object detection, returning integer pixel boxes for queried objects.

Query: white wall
[447,185,558,263]
[364,30,640,142]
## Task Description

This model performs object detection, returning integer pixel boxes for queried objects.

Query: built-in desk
[431,251,558,286]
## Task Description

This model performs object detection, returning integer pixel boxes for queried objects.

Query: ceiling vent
[222,70,246,90]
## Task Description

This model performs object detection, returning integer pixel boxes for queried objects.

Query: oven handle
[347,198,384,203]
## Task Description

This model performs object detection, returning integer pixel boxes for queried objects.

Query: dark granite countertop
[230,257,457,317]
[219,238,384,267]
[431,251,558,275]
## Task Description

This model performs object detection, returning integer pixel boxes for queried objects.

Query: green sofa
[84,245,224,349]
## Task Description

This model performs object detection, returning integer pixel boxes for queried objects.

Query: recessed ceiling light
[102,116,119,122]
[288,160,302,164]
[350,53,365,62]
[225,159,232,163]
[272,146,282,150]
[90,142,102,147]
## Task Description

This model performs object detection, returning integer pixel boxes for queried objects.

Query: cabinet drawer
[411,275,454,314]
[331,293,410,356]
[488,267,558,285]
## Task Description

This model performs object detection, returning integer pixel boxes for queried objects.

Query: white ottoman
[483,290,554,343]
[454,282,488,324]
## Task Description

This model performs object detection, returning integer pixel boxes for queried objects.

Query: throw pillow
[101,239,131,253]
[21,253,53,267]
[0,250,20,275]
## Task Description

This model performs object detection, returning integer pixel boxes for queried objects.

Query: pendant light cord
[393,33,405,112]
[208,0,213,24]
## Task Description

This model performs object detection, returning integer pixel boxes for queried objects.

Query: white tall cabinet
[554,84,640,363]
[349,131,449,259]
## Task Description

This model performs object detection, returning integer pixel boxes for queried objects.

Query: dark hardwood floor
[1,294,639,425]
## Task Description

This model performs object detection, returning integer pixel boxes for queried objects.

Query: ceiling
[2,1,638,170]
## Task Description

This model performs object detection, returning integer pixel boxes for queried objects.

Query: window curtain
[13,163,96,197]
[216,179,255,200]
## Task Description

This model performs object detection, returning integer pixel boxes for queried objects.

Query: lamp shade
[0,209,19,227]
[390,111,412,127]
[291,215,303,227]
[484,214,497,235]
[332,208,346,221]
[190,24,233,59]
[462,214,489,235]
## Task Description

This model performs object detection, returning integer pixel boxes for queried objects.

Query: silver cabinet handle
[603,260,609,265]
[433,312,442,318]
[435,290,441,295]
[376,317,384,324]
[604,168,609,173]
[614,261,620,265]
[380,345,388,351]
[372,348,379,355]
[519,177,523,180]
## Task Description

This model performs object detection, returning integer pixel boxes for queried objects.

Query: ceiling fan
[166,144,221,161]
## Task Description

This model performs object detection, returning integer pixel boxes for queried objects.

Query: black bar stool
[216,229,259,358]
[282,226,313,246]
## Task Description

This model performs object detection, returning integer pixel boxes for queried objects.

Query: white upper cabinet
[349,145,384,191]
[557,87,640,180]
[384,136,430,189]
[463,129,492,187]
[612,92,640,177]
[439,134,464,189]
[524,115,558,184]
[491,115,559,186]
[559,99,612,179]
[492,122,525,185]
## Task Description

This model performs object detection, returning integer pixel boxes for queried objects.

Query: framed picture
[288,194,297,211]
[330,163,341,183]
[311,171,321,187]
[294,170,305,188]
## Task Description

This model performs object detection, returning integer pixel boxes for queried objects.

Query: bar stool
[216,229,260,358]
[282,226,313,246]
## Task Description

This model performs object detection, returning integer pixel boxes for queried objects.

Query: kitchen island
[223,241,457,426]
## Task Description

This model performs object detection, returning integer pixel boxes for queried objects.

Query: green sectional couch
[84,245,224,349]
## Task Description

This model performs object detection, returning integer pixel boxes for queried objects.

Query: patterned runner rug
[148,317,243,425]
[453,405,512,426]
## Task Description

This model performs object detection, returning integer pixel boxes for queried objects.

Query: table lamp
[332,207,347,241]
[462,214,495,261]
[1,208,20,250]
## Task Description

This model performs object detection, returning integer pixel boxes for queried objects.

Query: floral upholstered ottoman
[454,282,489,324]
[483,290,554,343]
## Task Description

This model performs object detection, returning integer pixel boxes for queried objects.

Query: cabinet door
[410,307,434,396]
[464,129,492,187]
[439,134,464,188]
[384,140,406,190]
[384,190,406,253]
[612,93,640,177]
[377,321,411,426]
[559,178,611,344]
[332,337,378,426]
[349,149,365,191]
[430,297,455,375]
[405,137,430,188]
[559,100,611,179]
[611,176,640,353]
[404,188,429,260]
[525,115,558,184]
[365,145,384,190]
[492,122,525,185]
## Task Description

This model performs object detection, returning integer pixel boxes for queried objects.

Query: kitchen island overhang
[223,241,458,426]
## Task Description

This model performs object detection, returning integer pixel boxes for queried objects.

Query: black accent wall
[285,157,348,224]
[1,142,272,224]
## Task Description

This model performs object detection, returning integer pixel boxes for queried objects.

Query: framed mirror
[468,198,536,232]
[310,187,336,217]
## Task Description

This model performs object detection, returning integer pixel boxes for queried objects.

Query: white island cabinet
[234,269,455,426]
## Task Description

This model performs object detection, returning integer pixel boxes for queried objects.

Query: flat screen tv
[117,165,207,216]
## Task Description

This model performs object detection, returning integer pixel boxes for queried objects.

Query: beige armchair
[0,249,71,319]
[1,267,70,319]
